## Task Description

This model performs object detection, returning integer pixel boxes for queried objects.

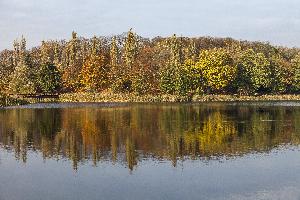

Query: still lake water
[1,102,300,200]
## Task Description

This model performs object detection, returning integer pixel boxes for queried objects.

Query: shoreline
[59,93,300,103]
[0,94,29,108]
[2,93,300,108]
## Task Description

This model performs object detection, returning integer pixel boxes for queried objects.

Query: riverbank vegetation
[60,92,300,103]
[1,29,300,101]
[0,93,28,107]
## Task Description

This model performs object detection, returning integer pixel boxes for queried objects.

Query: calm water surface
[1,102,300,200]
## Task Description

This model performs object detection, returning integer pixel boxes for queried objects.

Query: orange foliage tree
[80,53,109,92]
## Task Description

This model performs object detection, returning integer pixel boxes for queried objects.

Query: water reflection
[0,103,299,171]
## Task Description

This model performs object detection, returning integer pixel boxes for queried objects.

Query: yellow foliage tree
[196,48,237,92]
[80,54,109,92]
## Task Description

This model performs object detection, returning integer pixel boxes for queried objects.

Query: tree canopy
[0,30,299,95]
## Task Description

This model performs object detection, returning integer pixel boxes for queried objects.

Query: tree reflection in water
[0,103,299,171]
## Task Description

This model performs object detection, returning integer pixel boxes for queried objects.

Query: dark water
[1,102,300,200]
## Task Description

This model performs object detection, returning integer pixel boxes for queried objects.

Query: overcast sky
[0,0,299,50]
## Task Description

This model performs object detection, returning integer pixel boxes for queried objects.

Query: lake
[0,102,300,200]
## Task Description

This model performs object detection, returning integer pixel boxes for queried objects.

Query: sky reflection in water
[0,102,300,200]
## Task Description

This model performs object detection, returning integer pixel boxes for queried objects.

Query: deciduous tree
[9,37,35,94]
[196,48,237,93]
[236,49,271,94]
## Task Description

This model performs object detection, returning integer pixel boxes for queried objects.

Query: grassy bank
[59,92,300,103]
[2,92,300,108]
[0,94,29,107]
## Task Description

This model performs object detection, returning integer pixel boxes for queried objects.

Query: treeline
[1,29,300,96]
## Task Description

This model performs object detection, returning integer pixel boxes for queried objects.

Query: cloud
[0,0,300,49]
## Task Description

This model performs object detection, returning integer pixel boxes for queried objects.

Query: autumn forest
[1,29,300,97]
